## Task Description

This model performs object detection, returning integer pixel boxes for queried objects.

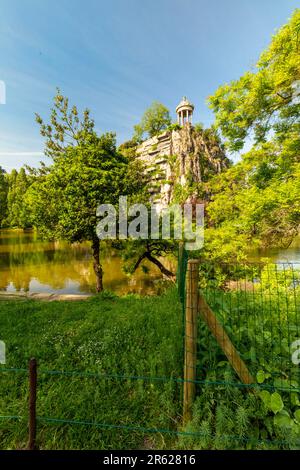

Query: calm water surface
[0,230,299,295]
[0,230,170,295]
[251,237,300,265]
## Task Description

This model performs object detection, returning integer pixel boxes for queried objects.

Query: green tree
[209,9,300,151]
[118,139,138,159]
[0,166,8,227]
[204,140,299,261]
[120,223,177,279]
[133,101,172,141]
[6,168,31,228]
[29,91,144,292]
[35,88,95,160]
[202,10,300,262]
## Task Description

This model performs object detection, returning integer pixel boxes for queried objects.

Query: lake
[0,230,171,295]
[0,230,299,295]
[251,237,300,264]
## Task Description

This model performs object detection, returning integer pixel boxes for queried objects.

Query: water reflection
[251,237,300,265]
[2,229,298,295]
[0,230,171,295]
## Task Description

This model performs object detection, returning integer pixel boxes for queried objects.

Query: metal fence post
[177,242,188,304]
[28,358,37,450]
[183,259,200,424]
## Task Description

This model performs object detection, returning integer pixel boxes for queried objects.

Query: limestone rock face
[136,124,228,210]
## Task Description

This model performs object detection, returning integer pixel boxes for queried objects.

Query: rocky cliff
[136,123,228,209]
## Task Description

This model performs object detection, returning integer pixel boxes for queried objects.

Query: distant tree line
[0,166,32,229]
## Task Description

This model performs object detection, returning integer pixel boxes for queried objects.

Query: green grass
[2,272,299,450]
[0,289,183,450]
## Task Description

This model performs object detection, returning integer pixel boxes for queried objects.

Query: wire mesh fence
[181,255,300,449]
[198,261,300,393]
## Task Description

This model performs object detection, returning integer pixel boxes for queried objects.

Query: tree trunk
[92,237,103,292]
[133,250,175,280]
[145,252,175,280]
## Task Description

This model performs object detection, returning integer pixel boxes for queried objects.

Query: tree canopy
[204,137,300,262]
[29,91,144,291]
[0,167,7,227]
[2,10,300,276]
[209,9,300,152]
[133,101,172,141]
[35,88,95,160]
[203,9,300,262]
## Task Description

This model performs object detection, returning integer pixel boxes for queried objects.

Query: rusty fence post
[183,259,200,424]
[28,358,37,450]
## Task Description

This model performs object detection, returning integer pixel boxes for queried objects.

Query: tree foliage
[6,168,31,229]
[29,91,145,291]
[35,88,95,160]
[2,10,300,278]
[133,101,172,141]
[202,9,300,262]
[204,137,300,261]
[209,9,300,152]
[0,167,8,227]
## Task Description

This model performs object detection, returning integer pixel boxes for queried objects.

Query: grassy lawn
[0,289,183,450]
[2,278,299,450]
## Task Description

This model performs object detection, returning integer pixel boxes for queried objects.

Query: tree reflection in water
[0,230,173,295]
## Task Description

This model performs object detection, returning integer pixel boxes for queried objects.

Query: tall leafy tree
[6,168,31,228]
[204,10,300,261]
[29,91,143,292]
[0,166,8,227]
[209,9,300,151]
[204,138,300,261]
[133,101,172,141]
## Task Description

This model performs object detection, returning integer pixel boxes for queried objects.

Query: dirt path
[0,292,93,301]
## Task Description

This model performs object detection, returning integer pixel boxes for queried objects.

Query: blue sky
[0,0,299,171]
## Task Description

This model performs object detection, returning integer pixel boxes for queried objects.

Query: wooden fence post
[28,358,37,450]
[183,259,200,424]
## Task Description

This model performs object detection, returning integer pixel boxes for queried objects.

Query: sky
[0,0,299,171]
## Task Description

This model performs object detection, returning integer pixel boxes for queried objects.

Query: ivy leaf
[256,370,265,384]
[259,390,271,408]
[273,378,287,389]
[291,393,300,407]
[274,410,292,428]
[294,409,300,424]
[270,392,284,414]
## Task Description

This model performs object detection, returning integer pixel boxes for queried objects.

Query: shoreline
[0,292,93,301]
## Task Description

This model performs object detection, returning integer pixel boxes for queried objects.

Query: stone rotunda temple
[176,96,194,126]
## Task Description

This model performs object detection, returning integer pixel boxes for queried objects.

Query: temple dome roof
[176,96,194,113]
